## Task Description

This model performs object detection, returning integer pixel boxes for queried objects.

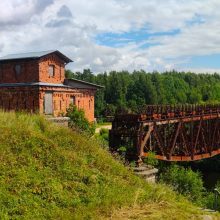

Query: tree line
[65,69,220,118]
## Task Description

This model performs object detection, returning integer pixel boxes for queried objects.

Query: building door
[44,92,53,114]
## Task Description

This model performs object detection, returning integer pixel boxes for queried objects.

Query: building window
[14,64,21,78]
[0,65,3,79]
[49,65,55,77]
[60,100,62,110]
[70,96,76,106]
[60,65,62,80]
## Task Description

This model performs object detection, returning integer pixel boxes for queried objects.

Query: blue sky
[181,54,220,69]
[96,29,180,48]
[95,22,220,72]
[1,0,220,73]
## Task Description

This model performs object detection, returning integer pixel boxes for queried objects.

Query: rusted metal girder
[109,104,220,164]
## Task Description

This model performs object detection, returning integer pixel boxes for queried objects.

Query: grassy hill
[0,112,217,219]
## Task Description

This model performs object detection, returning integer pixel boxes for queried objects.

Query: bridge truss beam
[109,104,220,164]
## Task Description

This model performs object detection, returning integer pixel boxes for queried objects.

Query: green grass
[0,111,217,219]
[96,122,111,128]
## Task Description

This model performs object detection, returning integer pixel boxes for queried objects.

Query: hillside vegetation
[0,112,217,219]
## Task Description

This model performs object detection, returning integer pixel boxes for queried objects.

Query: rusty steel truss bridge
[109,104,220,164]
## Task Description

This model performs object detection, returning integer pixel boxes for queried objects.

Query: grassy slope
[0,112,216,219]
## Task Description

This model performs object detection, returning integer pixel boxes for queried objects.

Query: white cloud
[0,0,54,26]
[1,0,220,73]
[177,67,220,74]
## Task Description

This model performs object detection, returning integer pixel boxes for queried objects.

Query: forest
[65,69,220,118]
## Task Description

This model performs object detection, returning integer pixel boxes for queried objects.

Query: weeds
[0,111,214,219]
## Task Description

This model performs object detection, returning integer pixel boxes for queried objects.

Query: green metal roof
[0,50,73,63]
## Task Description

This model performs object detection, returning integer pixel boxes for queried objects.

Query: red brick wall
[75,92,95,122]
[38,86,95,122]
[0,53,96,122]
[0,60,39,83]
[0,87,40,112]
[0,53,65,84]
[39,54,65,84]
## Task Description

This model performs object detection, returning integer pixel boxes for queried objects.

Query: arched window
[49,65,55,77]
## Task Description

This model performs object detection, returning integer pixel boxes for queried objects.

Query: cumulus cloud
[45,19,72,28]
[0,0,54,26]
[0,0,220,73]
[0,44,4,53]
[57,5,73,18]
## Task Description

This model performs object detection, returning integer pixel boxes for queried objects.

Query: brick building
[0,50,102,122]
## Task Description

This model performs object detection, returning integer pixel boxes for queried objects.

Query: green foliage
[94,128,110,148]
[0,111,205,219]
[159,165,205,205]
[203,181,220,211]
[215,182,220,210]
[67,104,95,135]
[118,146,127,152]
[143,151,159,167]
[103,104,116,117]
[65,69,220,118]
[99,128,109,141]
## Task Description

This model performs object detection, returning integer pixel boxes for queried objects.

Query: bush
[67,105,95,135]
[100,128,109,141]
[204,181,220,211]
[143,151,158,167]
[159,165,205,205]
[93,128,109,150]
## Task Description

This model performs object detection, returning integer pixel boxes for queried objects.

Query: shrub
[67,105,95,135]
[159,165,205,205]
[99,128,109,141]
[93,128,109,151]
[143,151,158,167]
[204,181,220,211]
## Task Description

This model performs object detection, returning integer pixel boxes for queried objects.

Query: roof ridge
[0,50,73,63]
[1,50,55,57]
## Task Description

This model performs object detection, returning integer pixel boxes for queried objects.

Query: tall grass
[0,111,213,219]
